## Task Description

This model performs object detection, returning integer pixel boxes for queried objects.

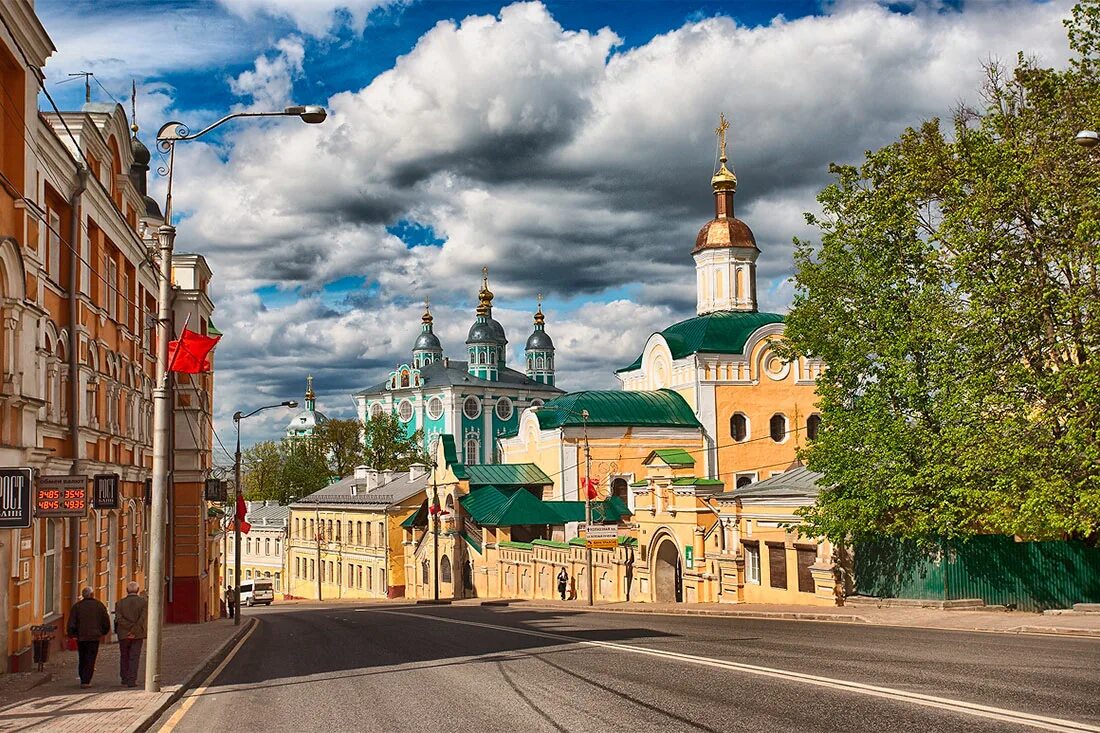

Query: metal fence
[853,535,1100,612]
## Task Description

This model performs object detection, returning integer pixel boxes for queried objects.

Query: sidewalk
[0,618,251,733]
[473,599,1100,637]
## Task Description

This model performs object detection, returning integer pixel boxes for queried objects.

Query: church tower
[693,113,759,315]
[524,295,555,386]
[412,299,443,368]
[466,268,507,381]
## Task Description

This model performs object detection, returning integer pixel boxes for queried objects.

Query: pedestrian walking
[226,586,237,619]
[557,567,569,601]
[66,587,110,688]
[114,582,147,687]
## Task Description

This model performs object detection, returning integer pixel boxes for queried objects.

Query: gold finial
[306,374,315,400]
[715,112,730,162]
[477,267,493,316]
[534,293,545,326]
[422,297,433,324]
[130,79,138,134]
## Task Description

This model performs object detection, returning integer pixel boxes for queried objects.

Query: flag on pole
[168,328,221,373]
[235,492,251,534]
[581,477,599,500]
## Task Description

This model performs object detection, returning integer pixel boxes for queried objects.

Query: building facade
[287,466,427,600]
[354,273,562,465]
[224,501,288,593]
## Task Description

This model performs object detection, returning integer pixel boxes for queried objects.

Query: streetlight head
[1074,130,1099,149]
[286,105,327,124]
[581,409,590,420]
[283,400,299,409]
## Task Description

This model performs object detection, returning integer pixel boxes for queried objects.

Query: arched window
[736,475,753,489]
[365,522,372,545]
[770,414,787,443]
[356,521,362,545]
[445,494,455,514]
[806,414,822,441]
[421,559,429,584]
[440,555,452,583]
[730,413,748,442]
[264,538,270,555]
[465,437,479,465]
[611,477,629,503]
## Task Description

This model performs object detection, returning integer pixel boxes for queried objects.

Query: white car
[239,580,275,606]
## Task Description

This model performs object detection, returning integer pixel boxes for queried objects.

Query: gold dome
[693,216,757,254]
[711,155,737,192]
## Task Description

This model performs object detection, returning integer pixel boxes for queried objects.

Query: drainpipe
[67,167,87,609]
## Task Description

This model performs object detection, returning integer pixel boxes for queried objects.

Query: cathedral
[354,271,563,464]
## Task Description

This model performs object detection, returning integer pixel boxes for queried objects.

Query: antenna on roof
[63,71,94,103]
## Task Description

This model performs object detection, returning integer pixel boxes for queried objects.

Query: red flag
[581,478,599,500]
[168,329,221,373]
[235,493,251,534]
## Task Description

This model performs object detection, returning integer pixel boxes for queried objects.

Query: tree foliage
[783,1,1100,544]
[240,415,430,504]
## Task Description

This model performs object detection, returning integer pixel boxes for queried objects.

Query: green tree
[361,412,430,471]
[240,440,282,501]
[783,1,1100,544]
[277,439,330,504]
[312,418,369,478]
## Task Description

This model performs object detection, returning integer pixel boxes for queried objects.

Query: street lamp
[233,401,298,627]
[144,105,325,693]
[1074,130,1099,149]
[533,404,595,606]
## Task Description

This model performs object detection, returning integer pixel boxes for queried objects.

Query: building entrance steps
[494,599,1100,637]
[0,618,251,733]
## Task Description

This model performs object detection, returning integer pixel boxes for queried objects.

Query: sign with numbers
[93,474,120,509]
[0,468,33,529]
[36,476,88,517]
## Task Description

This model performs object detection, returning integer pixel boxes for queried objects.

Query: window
[426,396,444,420]
[309,559,315,580]
[275,539,280,555]
[369,403,384,420]
[365,522,372,545]
[335,521,341,541]
[730,413,748,442]
[367,567,373,591]
[529,399,543,409]
[398,400,413,423]
[105,257,118,320]
[381,569,386,591]
[745,542,760,584]
[246,569,252,579]
[347,563,354,588]
[264,538,270,555]
[246,538,252,554]
[806,414,821,441]
[309,519,315,539]
[611,478,629,503]
[43,519,58,616]
[495,397,513,421]
[767,542,788,589]
[736,475,754,489]
[465,437,479,465]
[797,547,816,593]
[421,559,429,584]
[378,522,384,544]
[275,573,281,591]
[400,370,410,388]
[327,520,333,540]
[769,413,788,443]
[358,566,363,589]
[440,555,452,583]
[356,521,362,545]
[328,561,334,583]
[463,396,481,419]
[47,209,61,282]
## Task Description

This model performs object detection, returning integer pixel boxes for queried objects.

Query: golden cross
[537,292,542,308]
[424,296,430,311]
[482,266,489,288]
[715,112,730,160]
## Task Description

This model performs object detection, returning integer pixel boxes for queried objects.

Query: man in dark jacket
[114,582,148,687]
[66,587,111,688]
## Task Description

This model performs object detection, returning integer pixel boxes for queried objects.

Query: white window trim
[746,543,761,584]
[463,396,482,420]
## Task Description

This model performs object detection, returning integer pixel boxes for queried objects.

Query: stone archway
[653,537,682,603]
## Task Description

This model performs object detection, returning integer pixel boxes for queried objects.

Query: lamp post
[233,401,297,626]
[145,105,325,693]
[533,404,594,606]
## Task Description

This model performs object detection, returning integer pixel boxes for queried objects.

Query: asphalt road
[153,602,1100,733]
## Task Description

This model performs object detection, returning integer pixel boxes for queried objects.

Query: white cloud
[217,0,401,37]
[228,36,306,110]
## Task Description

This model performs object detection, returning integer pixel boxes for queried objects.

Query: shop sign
[93,474,120,509]
[36,476,88,518]
[0,468,33,529]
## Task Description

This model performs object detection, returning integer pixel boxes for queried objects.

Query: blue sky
[37,0,1076,449]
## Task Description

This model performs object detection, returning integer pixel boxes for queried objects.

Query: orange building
[0,1,219,672]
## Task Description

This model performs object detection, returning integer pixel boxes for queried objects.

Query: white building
[225,501,289,593]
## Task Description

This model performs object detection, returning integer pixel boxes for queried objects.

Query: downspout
[67,166,87,609]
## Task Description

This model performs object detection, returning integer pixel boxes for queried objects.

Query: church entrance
[653,538,682,603]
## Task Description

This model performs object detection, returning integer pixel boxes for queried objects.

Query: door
[654,539,682,603]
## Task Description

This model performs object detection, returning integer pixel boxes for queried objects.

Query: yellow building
[615,116,823,487]
[287,466,427,600]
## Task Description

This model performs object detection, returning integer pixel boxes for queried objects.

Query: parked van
[239,579,275,606]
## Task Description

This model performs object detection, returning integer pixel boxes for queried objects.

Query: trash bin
[31,624,56,671]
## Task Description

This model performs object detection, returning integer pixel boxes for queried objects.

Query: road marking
[372,609,1099,733]
[156,621,259,732]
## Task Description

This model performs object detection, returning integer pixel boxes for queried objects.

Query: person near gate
[557,567,569,601]
[66,587,111,688]
[114,582,148,688]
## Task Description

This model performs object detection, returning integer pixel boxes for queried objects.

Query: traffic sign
[36,476,88,517]
[0,468,33,529]
[585,523,618,549]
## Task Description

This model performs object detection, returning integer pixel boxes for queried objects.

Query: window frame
[744,542,761,584]
[769,413,788,443]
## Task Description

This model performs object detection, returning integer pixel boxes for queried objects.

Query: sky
[36,0,1077,453]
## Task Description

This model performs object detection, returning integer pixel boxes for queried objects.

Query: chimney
[408,463,429,481]
[443,357,449,368]
[354,465,370,480]
[381,470,399,485]
[365,469,380,491]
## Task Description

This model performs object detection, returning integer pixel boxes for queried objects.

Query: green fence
[854,535,1100,612]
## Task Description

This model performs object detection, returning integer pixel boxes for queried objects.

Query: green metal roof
[460,486,563,526]
[465,463,552,487]
[545,495,633,523]
[400,500,428,528]
[648,448,695,467]
[534,390,701,430]
[532,539,571,550]
[617,311,785,372]
[207,320,223,337]
[671,477,725,487]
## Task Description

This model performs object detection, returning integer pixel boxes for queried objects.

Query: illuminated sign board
[204,478,227,502]
[93,474,120,509]
[0,468,33,529]
[36,476,88,517]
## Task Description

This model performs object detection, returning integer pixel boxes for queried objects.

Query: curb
[1013,625,1100,638]
[515,602,869,623]
[129,619,258,733]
